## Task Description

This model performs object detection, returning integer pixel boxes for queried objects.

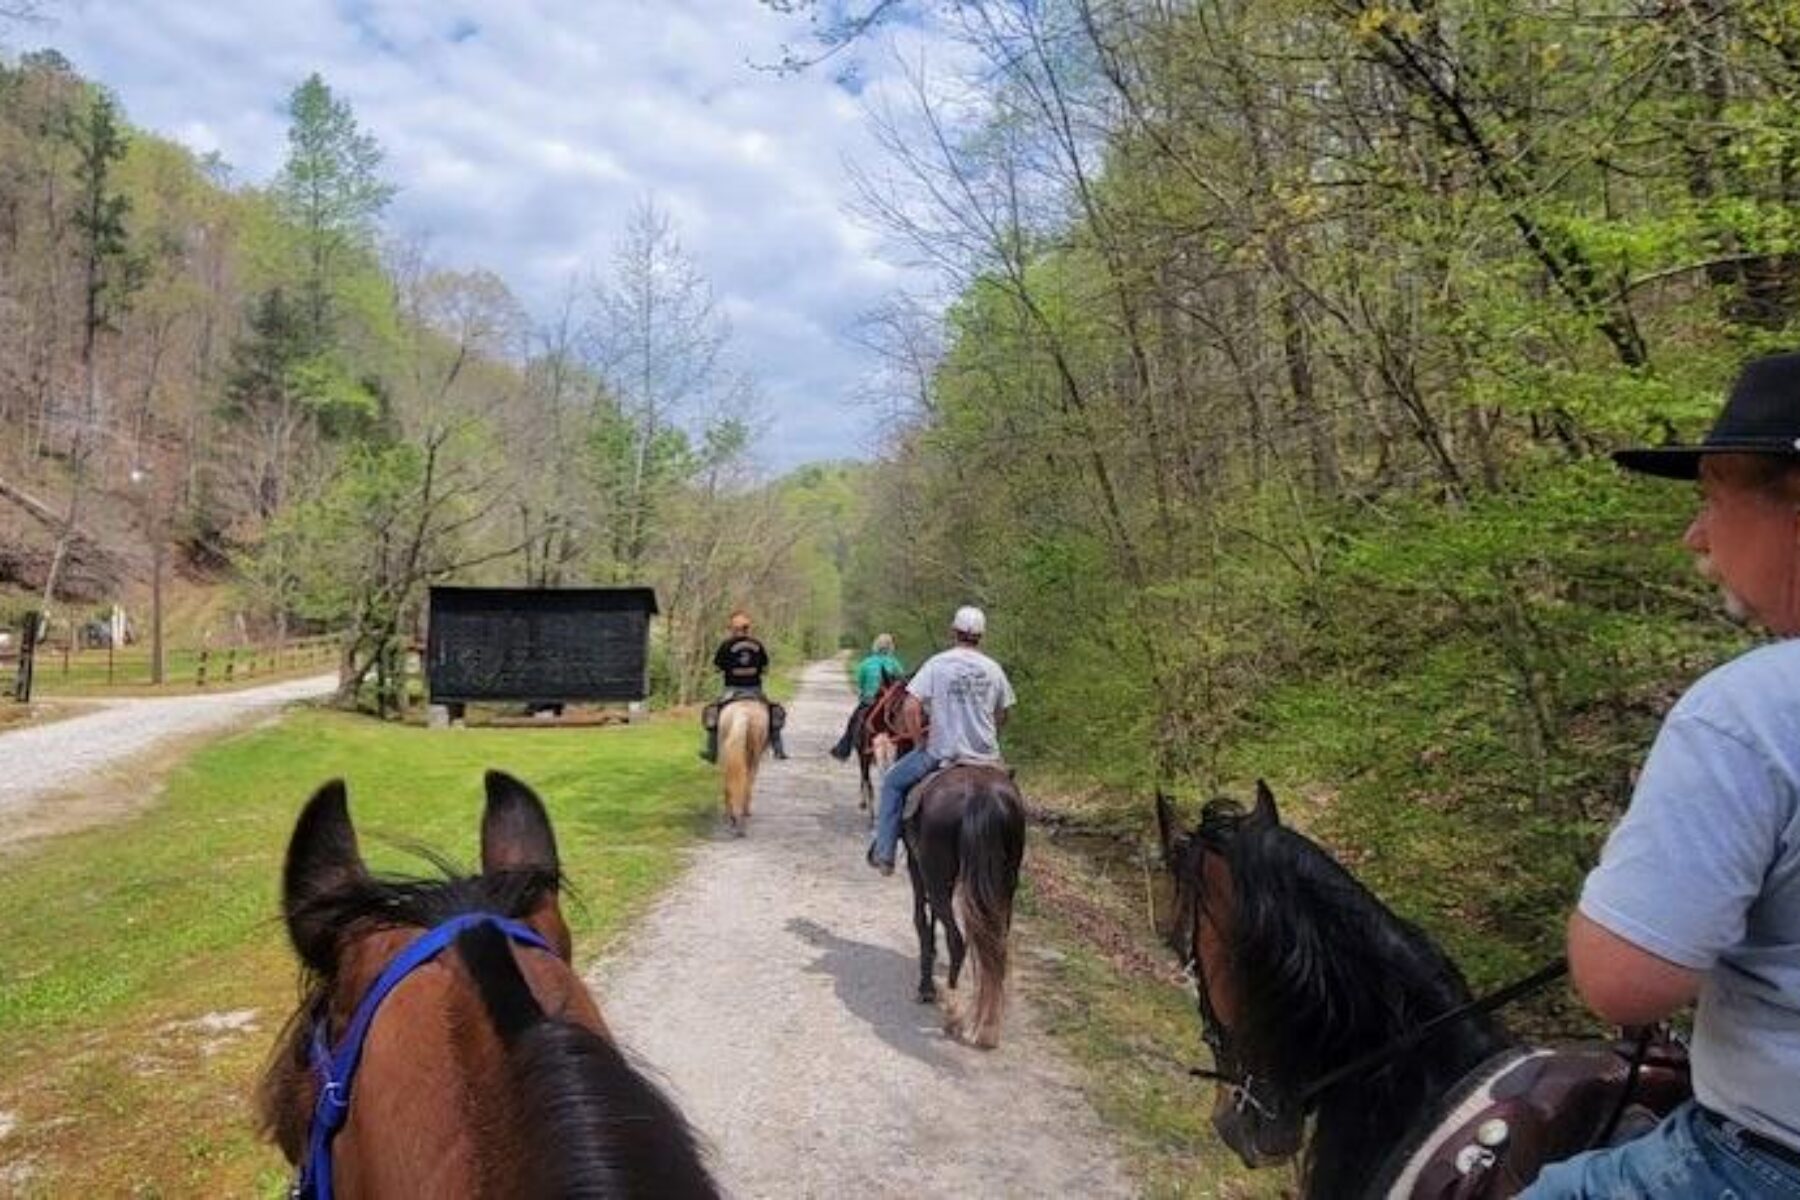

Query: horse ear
[481,770,561,878]
[283,780,367,973]
[1249,779,1281,830]
[1154,791,1180,866]
[481,771,571,958]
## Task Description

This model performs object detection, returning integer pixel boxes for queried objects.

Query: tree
[38,86,141,619]
[586,200,734,575]
[273,73,394,343]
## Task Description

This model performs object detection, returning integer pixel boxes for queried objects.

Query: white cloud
[23,0,959,469]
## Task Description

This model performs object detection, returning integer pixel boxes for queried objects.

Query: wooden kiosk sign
[425,586,658,706]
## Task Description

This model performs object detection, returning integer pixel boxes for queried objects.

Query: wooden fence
[4,629,340,693]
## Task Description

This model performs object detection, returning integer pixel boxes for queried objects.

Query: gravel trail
[0,674,336,851]
[588,660,1133,1199]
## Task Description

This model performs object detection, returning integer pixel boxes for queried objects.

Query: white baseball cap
[951,605,986,636]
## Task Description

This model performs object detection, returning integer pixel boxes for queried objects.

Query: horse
[856,675,913,818]
[1156,783,1690,1199]
[258,771,718,1199]
[903,764,1027,1048]
[718,697,770,836]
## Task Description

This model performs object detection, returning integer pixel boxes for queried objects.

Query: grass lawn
[0,709,714,1197]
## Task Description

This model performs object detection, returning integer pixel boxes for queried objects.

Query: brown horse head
[1156,783,1306,1168]
[259,772,716,1198]
[1157,782,1518,1193]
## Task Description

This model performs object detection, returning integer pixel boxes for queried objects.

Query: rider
[866,606,1014,875]
[1525,352,1800,1196]
[700,611,788,763]
[829,632,905,761]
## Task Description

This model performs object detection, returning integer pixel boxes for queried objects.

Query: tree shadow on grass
[786,916,968,1077]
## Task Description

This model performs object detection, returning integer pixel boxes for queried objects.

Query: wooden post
[196,646,209,688]
[150,537,165,685]
[12,612,38,702]
[224,646,236,683]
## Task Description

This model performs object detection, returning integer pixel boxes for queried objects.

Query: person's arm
[896,694,926,742]
[713,641,730,671]
[754,641,769,671]
[1567,911,1702,1026]
[1572,704,1784,1026]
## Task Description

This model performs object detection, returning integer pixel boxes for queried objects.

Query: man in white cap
[867,604,1016,875]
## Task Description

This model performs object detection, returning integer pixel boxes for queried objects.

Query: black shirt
[714,637,769,688]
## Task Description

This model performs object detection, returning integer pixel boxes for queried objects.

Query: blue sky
[15,0,952,470]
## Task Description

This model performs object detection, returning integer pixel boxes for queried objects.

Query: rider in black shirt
[701,611,788,761]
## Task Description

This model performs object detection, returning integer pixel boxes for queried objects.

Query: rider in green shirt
[830,634,905,761]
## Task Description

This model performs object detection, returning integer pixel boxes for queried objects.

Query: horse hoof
[916,987,937,1004]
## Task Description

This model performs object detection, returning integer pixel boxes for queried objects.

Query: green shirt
[855,653,906,702]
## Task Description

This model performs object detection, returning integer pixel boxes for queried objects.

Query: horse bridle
[1175,852,1287,1126]
[292,913,552,1200]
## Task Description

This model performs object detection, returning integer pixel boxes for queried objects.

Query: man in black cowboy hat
[1525,353,1800,1195]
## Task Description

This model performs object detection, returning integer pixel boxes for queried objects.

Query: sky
[14,0,953,470]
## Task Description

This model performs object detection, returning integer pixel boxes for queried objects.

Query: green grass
[0,708,714,1197]
[1021,840,1285,1199]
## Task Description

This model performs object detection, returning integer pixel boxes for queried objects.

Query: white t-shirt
[907,645,1016,764]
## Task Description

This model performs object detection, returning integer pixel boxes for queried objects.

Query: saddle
[901,760,1014,822]
[1377,1035,1691,1198]
[702,692,785,731]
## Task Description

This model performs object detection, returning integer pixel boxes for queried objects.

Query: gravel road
[0,674,336,851]
[588,660,1133,1199]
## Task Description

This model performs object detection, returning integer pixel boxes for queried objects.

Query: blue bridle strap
[292,913,553,1200]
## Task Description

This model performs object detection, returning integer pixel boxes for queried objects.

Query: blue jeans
[1524,1101,1800,1198]
[872,747,936,865]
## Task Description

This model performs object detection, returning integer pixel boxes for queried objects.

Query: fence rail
[3,632,340,694]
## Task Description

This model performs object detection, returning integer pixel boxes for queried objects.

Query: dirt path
[588,660,1133,1199]
[0,673,335,854]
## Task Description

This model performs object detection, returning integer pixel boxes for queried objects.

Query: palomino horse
[258,772,717,1199]
[856,676,913,817]
[903,765,1027,1048]
[1157,783,1689,1199]
[718,698,769,836]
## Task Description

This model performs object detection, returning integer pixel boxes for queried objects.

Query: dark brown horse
[259,772,717,1199]
[1157,783,1689,1199]
[856,676,914,816]
[903,764,1026,1048]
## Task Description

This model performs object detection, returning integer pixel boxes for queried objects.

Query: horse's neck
[1305,1021,1508,1199]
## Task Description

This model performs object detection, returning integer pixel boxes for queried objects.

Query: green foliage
[843,0,1781,1008]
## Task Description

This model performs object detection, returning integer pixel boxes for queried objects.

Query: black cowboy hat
[1615,351,1800,480]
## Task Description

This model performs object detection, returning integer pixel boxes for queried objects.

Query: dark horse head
[258,772,717,1199]
[1156,783,1510,1198]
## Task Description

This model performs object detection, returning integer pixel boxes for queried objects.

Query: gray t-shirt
[1580,638,1800,1147]
[907,645,1016,765]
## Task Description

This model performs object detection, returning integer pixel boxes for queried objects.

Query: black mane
[262,863,716,1198]
[459,921,716,1198]
[1178,800,1512,1198]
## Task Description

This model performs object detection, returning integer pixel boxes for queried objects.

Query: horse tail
[719,703,768,822]
[953,776,1026,1048]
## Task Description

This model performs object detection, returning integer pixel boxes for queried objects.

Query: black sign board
[426,587,658,704]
